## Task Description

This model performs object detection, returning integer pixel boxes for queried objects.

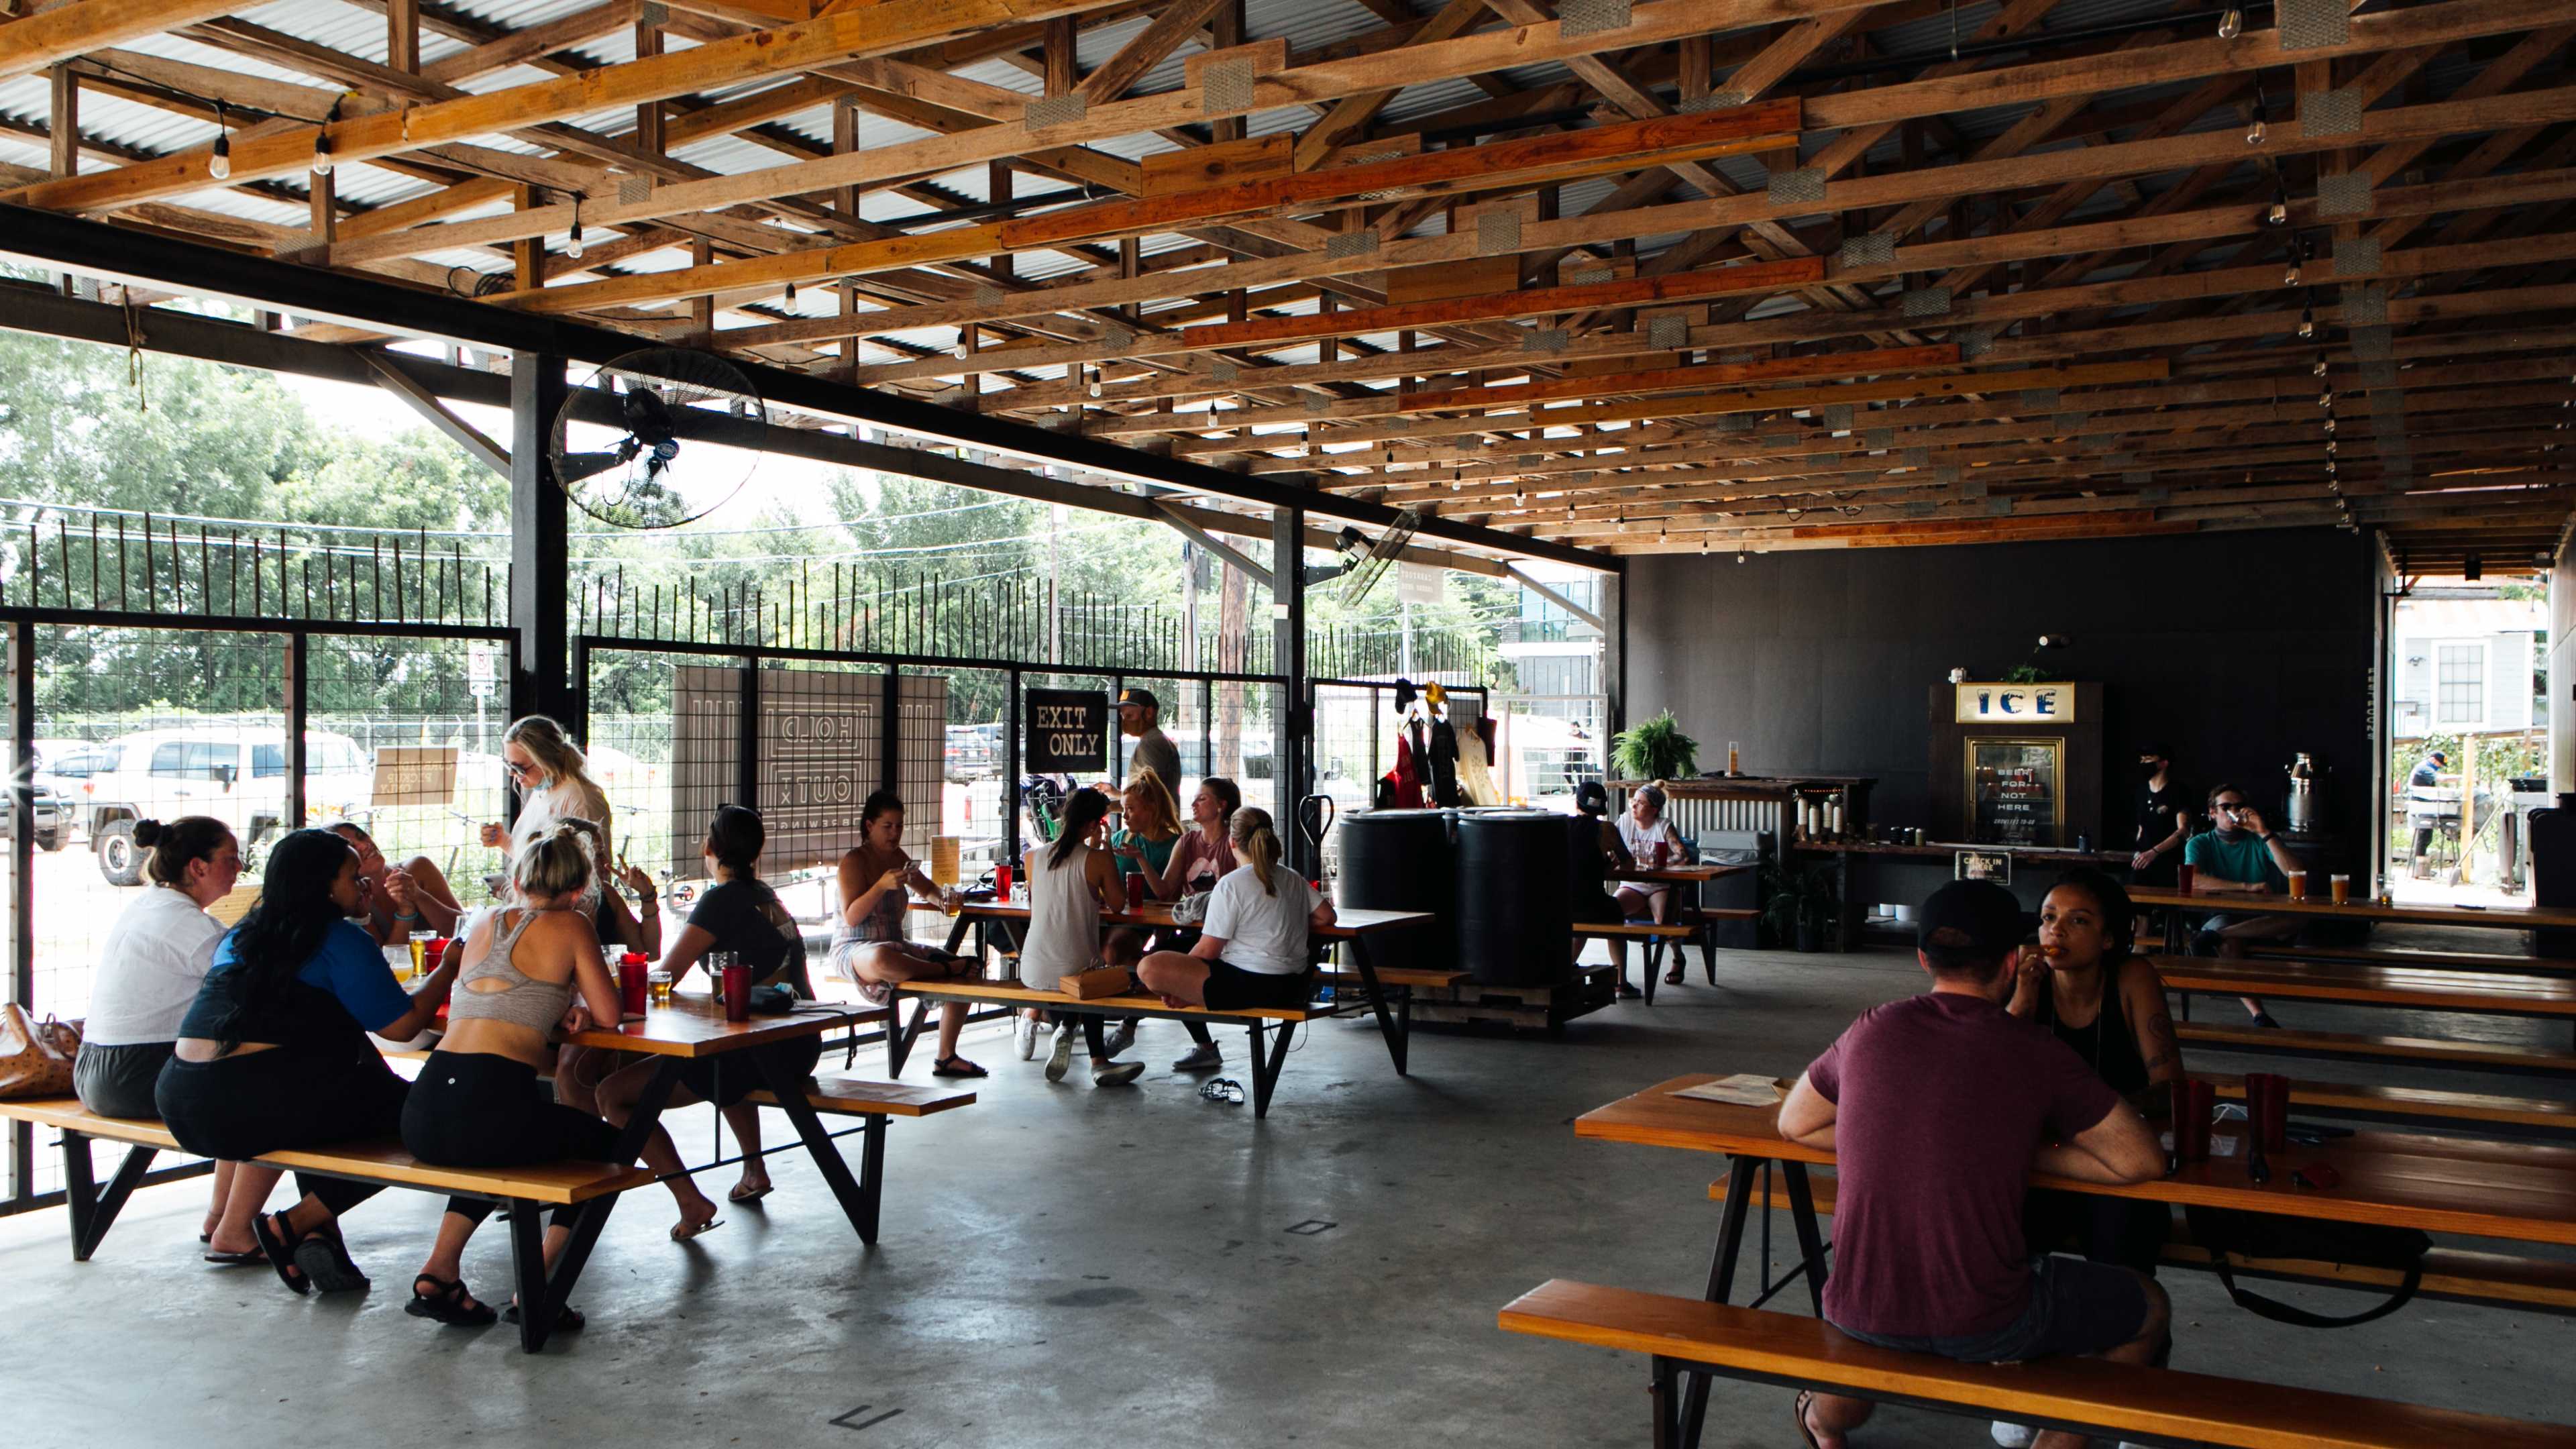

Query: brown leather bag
[0,1003,80,1099]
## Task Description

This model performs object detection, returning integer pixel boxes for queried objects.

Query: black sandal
[250,1210,309,1297]
[504,1299,586,1332]
[292,1221,371,1294]
[932,1055,988,1078]
[405,1274,496,1327]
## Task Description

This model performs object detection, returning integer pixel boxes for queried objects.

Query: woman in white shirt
[1138,808,1333,1012]
[1016,788,1144,1087]
[72,816,283,1264]
[479,715,615,898]
[1614,784,1689,985]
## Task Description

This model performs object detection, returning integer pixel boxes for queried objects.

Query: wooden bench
[0,1097,649,1351]
[1574,920,1704,1002]
[2155,955,2576,1022]
[1498,1278,2576,1447]
[2206,1071,2576,1140]
[885,979,1328,1116]
[2252,942,2576,979]
[1707,1169,2576,1317]
[2174,1021,2576,1076]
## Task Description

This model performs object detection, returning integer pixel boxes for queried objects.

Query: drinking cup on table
[994,863,1014,901]
[1649,841,1668,869]
[2247,1072,2292,1153]
[721,962,753,1022]
[2171,1079,2214,1164]
[619,953,650,1018]
[647,969,674,1008]
[2330,873,2351,905]
[2286,870,2308,901]
[1124,872,1146,912]
[2176,862,2196,895]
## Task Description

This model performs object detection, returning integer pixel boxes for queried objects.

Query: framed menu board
[1967,738,2063,846]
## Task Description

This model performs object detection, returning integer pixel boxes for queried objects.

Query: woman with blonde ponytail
[1137,807,1334,1012]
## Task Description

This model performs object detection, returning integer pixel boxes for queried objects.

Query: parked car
[33,739,114,841]
[78,727,374,884]
[0,779,70,852]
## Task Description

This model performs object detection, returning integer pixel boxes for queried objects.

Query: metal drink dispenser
[2285,752,2319,833]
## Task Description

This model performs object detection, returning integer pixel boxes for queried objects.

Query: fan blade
[555,449,635,485]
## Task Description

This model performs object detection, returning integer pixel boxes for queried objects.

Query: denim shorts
[1833,1254,2150,1363]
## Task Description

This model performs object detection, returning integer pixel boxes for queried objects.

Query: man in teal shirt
[2184,782,2306,1027]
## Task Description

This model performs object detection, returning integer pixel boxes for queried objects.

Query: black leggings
[403,1051,623,1227]
[156,1041,412,1219]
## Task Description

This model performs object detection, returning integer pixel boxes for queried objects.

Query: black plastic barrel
[1458,809,1574,986]
[1336,808,1457,974]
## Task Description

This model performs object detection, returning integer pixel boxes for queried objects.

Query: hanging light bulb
[1735,548,1749,565]
[209,104,231,180]
[2322,416,2337,434]
[2326,439,2337,453]
[311,100,337,178]
[2246,115,2267,146]
[2284,264,2302,286]
[2267,201,2288,226]
[2325,459,2338,474]
[2218,7,2243,38]
[2298,315,2317,340]
[566,201,584,260]
[784,278,798,308]
[2318,388,2335,408]
[2312,355,2330,377]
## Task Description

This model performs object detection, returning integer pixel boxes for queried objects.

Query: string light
[566,199,584,260]
[2218,7,2243,38]
[311,97,339,178]
[784,278,798,308]
[208,103,231,180]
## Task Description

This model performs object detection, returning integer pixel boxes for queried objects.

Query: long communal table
[2131,885,2576,954]
[1576,1072,2576,1449]
[930,898,1440,1073]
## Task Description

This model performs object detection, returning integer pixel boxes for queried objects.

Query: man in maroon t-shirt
[1778,879,2169,1449]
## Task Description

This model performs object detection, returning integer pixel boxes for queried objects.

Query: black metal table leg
[1780,1161,1830,1314]
[608,1057,684,1167]
[749,1046,880,1244]
[529,1181,625,1352]
[1678,1155,1760,1449]
[940,910,973,955]
[884,994,932,1077]
[1246,1019,1293,1118]
[1344,933,1409,1076]
[1650,1356,1679,1449]
[57,1132,159,1263]
[1642,935,1658,1007]
[859,1114,888,1242]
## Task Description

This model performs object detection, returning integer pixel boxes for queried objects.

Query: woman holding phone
[827,790,985,1080]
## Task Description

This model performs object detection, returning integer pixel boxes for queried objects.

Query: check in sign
[1954,682,2075,723]
[1026,689,1108,774]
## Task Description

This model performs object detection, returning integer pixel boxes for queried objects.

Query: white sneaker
[1014,1014,1040,1061]
[1172,1042,1222,1073]
[1990,1424,2036,1448]
[1044,1024,1077,1082]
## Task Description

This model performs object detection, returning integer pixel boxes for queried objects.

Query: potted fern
[1611,710,1700,782]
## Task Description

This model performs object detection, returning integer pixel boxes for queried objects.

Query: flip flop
[250,1210,309,1297]
[1793,1391,1823,1449]
[728,1182,773,1205]
[669,1214,724,1243]
[203,1247,267,1267]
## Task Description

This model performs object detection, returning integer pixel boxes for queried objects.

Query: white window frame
[2432,638,2491,731]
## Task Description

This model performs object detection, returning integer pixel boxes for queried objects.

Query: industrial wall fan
[1334,505,1421,604]
[547,348,769,528]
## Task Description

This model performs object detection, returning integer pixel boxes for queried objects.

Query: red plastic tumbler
[2176,862,2196,895]
[1124,871,1146,912]
[721,963,752,1022]
[620,953,649,1018]
[994,863,1014,900]
[2171,1078,2214,1164]
[2246,1072,2292,1153]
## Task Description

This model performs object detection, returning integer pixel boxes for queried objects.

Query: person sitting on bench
[1138,808,1333,1014]
[1566,782,1641,997]
[1091,766,1188,1062]
[76,815,282,1267]
[396,824,628,1328]
[1614,785,1688,987]
[1020,786,1145,1089]
[2182,783,2302,1028]
[828,789,983,1081]
[1776,879,2169,1449]
[155,828,463,1297]
[600,805,820,1234]
[1139,777,1241,1073]
[325,820,464,944]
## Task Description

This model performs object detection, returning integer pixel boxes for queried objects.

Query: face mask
[2141,762,2161,782]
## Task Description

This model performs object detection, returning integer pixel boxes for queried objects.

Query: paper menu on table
[1670,1074,1785,1107]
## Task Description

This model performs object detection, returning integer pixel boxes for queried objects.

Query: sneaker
[1093,1059,1144,1087]
[2251,1010,2282,1029]
[1015,1014,1041,1061]
[1044,1024,1076,1082]
[1990,1424,2036,1448]
[1102,1022,1137,1057]
[1172,1042,1222,1073]
[1615,979,1643,1000]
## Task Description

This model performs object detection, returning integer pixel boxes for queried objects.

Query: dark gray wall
[1626,529,2377,849]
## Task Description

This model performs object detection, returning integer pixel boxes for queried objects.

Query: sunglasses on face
[508,759,540,780]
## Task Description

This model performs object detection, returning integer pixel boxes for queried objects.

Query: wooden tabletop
[1578,1074,2576,1248]
[953,898,1435,937]
[2153,955,2576,1016]
[2129,888,2576,931]
[561,989,885,1059]
[1610,862,1752,883]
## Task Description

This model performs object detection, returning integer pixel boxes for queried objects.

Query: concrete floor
[7,941,2575,1449]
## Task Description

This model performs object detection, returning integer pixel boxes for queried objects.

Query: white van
[79,727,372,883]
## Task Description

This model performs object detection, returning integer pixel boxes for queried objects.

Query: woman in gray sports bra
[395,824,627,1329]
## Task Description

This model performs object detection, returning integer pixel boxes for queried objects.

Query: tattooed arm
[2118,953,2184,1117]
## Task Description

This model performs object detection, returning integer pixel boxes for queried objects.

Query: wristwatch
[2257,831,2277,843]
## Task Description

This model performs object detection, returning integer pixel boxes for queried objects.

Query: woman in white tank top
[1017,788,1143,1087]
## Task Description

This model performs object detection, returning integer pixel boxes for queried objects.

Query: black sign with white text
[1026,689,1108,775]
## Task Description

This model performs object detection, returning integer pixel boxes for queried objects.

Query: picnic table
[1576,1071,2576,1447]
[1607,861,1752,886]
[2130,886,2576,953]
[932,897,1440,1075]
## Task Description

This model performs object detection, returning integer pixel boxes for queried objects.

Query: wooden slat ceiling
[2,0,2572,570]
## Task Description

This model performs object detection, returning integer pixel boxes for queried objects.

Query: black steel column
[508,352,573,723]
[881,666,902,794]
[737,651,761,813]
[9,621,33,1205]
[1006,667,1023,871]
[285,632,307,828]
[1602,565,1627,739]
[1272,504,1308,871]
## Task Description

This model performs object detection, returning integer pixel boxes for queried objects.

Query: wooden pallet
[1402,963,1618,1030]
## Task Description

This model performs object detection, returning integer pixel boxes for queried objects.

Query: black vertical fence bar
[880,666,903,794]
[736,651,761,814]
[9,619,35,1208]
[286,633,309,830]
[1005,665,1023,872]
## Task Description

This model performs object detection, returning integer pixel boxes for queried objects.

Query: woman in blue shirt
[156,829,462,1297]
